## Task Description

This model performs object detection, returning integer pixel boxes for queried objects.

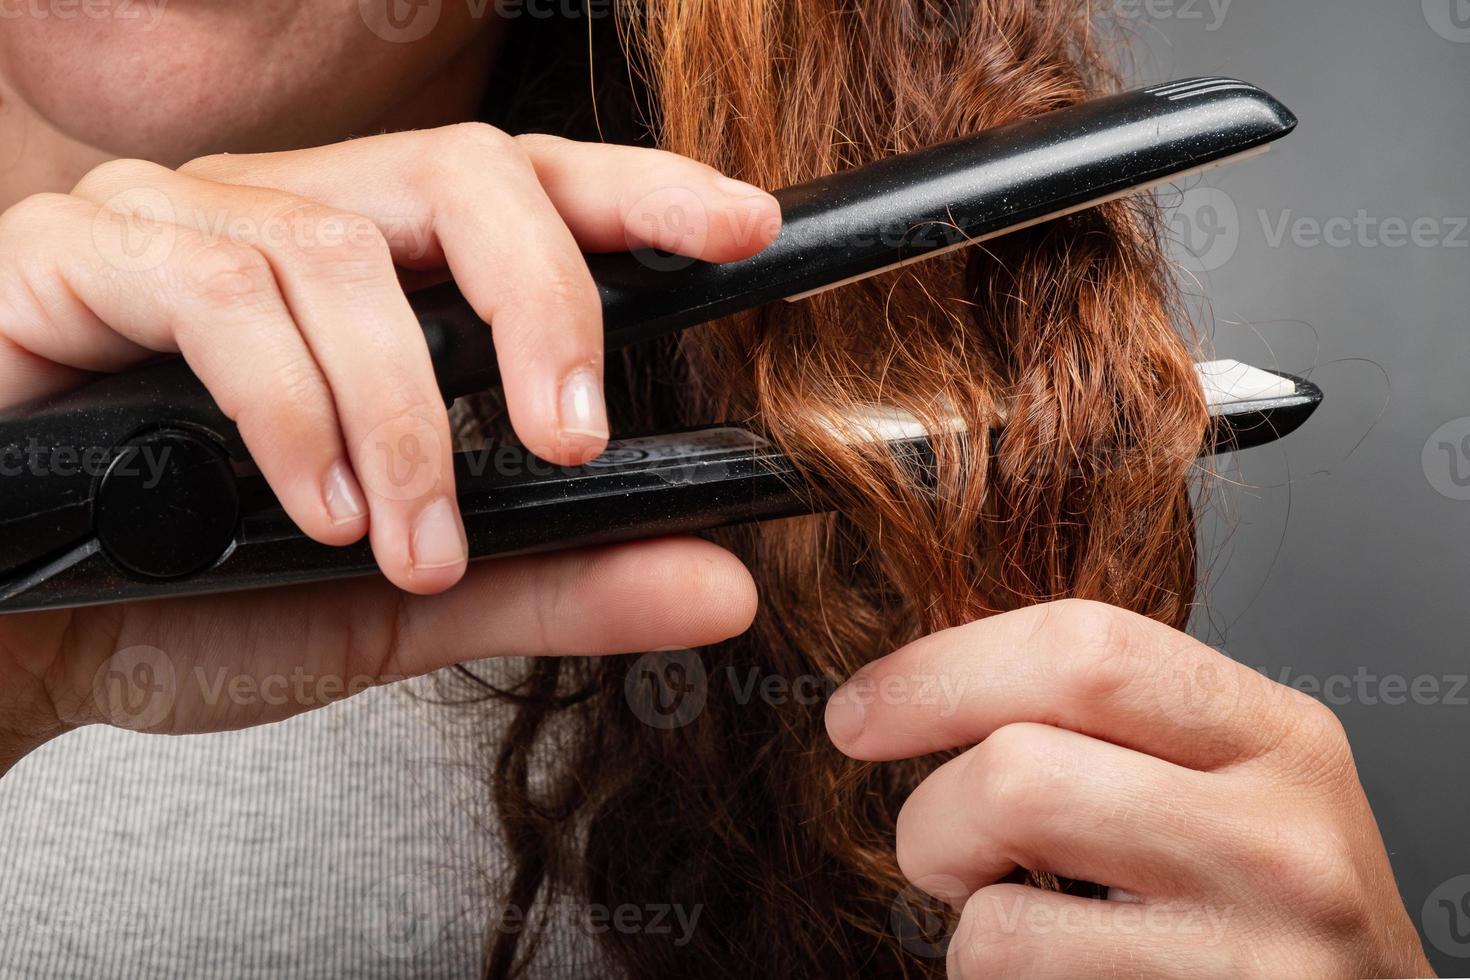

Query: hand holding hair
[826,600,1434,978]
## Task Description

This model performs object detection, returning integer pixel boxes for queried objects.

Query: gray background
[1138,1,1470,972]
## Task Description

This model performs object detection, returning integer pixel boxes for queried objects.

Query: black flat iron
[0,78,1316,612]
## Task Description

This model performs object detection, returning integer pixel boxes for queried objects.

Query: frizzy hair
[463,1,1210,976]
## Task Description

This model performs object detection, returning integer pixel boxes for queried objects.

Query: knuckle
[1,192,79,235]
[537,267,599,317]
[494,270,600,366]
[1045,599,1141,703]
[1278,831,1367,933]
[438,121,518,164]
[1293,695,1353,764]
[180,242,279,312]
[1235,814,1361,920]
[274,204,391,280]
[176,152,232,179]
[513,131,567,153]
[72,157,170,198]
[965,725,1052,820]
[232,369,332,445]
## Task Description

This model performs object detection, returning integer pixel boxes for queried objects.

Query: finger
[74,161,465,593]
[415,127,609,466]
[55,538,757,731]
[181,128,783,464]
[512,133,782,260]
[0,193,156,405]
[895,723,1225,904]
[0,191,369,548]
[186,128,603,465]
[826,599,1300,771]
[179,127,783,266]
[0,332,94,409]
[947,884,1239,980]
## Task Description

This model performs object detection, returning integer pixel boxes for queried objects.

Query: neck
[0,30,500,213]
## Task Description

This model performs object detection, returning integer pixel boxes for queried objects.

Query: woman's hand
[825,599,1433,978]
[0,125,775,763]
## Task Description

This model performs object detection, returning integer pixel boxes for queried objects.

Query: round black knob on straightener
[94,428,240,581]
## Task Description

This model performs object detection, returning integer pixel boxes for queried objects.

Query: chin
[0,0,479,165]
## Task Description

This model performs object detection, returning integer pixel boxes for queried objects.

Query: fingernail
[559,366,609,441]
[824,684,868,747]
[714,175,772,202]
[323,460,367,525]
[411,496,467,571]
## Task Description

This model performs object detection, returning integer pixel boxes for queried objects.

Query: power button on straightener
[94,428,240,581]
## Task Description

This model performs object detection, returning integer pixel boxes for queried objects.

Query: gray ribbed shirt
[0,671,596,979]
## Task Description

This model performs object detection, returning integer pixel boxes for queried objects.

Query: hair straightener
[0,78,1316,613]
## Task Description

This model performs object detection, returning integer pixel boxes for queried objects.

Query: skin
[0,3,1435,975]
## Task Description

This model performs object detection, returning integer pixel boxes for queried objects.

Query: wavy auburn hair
[465,1,1210,976]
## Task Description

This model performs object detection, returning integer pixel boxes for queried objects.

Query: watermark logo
[1423,419,1470,500]
[1424,0,1470,42]
[1156,654,1243,730]
[895,0,973,43]
[5,896,160,946]
[1112,0,1233,31]
[890,876,965,959]
[623,186,710,273]
[0,0,170,29]
[90,645,176,731]
[1262,665,1468,707]
[1260,210,1468,251]
[624,649,708,730]
[361,871,454,961]
[358,414,443,501]
[359,0,442,43]
[91,187,178,274]
[1423,875,1470,958]
[1166,184,1467,272]
[1168,186,1240,273]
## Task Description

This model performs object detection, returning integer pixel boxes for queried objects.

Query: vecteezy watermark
[1423,875,1470,958]
[501,898,703,947]
[895,0,975,43]
[624,649,709,730]
[3,895,159,947]
[1259,210,1470,251]
[192,665,391,709]
[357,414,445,502]
[361,870,459,961]
[0,437,172,486]
[1423,418,1470,501]
[624,650,970,729]
[89,191,439,276]
[962,895,1237,945]
[1165,185,1468,274]
[1167,186,1241,273]
[1155,652,1244,730]
[1260,666,1469,708]
[91,187,179,275]
[359,0,612,44]
[90,645,177,731]
[1111,0,1233,31]
[361,869,702,962]
[0,0,169,29]
[891,877,965,959]
[1423,0,1470,42]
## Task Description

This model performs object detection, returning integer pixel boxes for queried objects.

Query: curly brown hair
[463,2,1209,976]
